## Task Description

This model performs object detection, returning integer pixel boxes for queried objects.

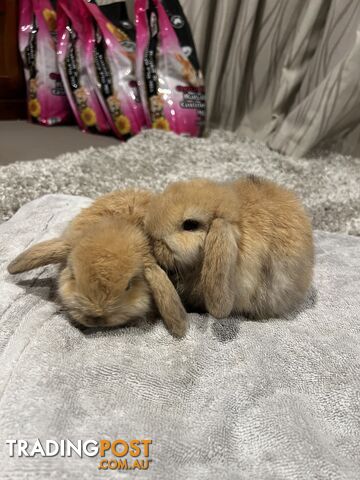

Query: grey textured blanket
[0,195,359,479]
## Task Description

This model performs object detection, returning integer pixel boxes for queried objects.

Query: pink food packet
[19,0,72,125]
[57,0,110,133]
[83,0,146,139]
[136,0,206,136]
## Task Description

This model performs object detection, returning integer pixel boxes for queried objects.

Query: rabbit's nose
[86,314,104,327]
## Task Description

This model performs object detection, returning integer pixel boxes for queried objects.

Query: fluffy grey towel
[0,195,359,479]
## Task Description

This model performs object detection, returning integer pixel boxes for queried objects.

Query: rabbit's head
[8,217,187,336]
[58,219,152,327]
[8,219,152,328]
[144,179,237,273]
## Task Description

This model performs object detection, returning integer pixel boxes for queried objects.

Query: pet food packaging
[19,0,72,125]
[84,0,146,139]
[57,0,110,133]
[135,0,206,136]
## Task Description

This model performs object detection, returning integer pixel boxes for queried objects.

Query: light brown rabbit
[7,189,187,337]
[144,176,314,319]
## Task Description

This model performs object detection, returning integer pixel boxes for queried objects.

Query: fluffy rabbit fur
[144,177,314,319]
[8,190,187,337]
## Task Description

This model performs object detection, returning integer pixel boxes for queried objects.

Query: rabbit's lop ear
[201,218,238,318]
[7,239,70,274]
[145,263,188,338]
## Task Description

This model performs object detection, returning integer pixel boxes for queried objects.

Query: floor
[0,121,119,166]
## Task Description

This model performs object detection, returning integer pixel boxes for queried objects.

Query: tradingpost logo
[6,438,153,471]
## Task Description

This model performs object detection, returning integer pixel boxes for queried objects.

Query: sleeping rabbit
[7,189,187,337]
[144,176,314,319]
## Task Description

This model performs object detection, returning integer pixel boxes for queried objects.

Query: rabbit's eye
[125,280,132,291]
[182,219,200,231]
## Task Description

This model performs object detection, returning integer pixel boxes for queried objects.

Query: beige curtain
[122,0,360,156]
[181,0,360,156]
